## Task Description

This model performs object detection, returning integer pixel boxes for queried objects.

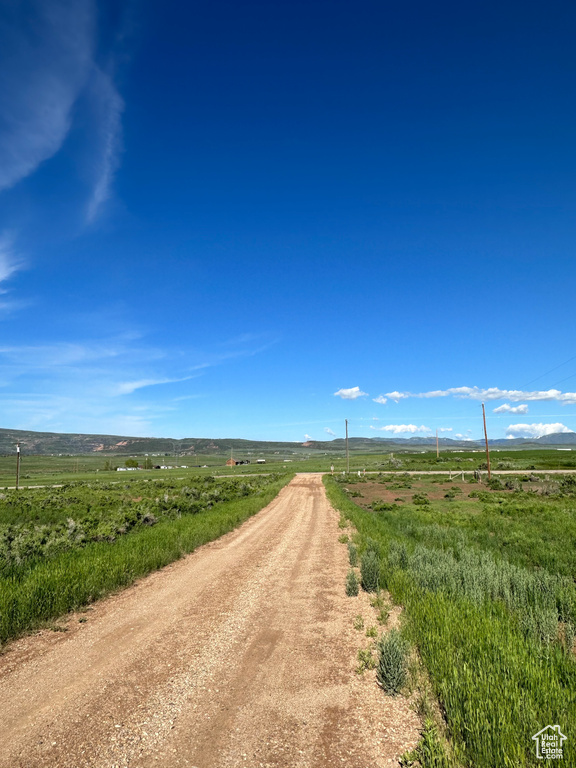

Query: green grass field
[0,472,292,645]
[1,448,576,488]
[326,474,576,767]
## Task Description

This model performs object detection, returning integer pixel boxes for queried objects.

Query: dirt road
[0,475,419,768]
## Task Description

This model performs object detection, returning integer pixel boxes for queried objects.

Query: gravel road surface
[0,474,419,768]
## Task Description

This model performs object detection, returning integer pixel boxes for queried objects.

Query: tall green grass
[324,476,576,767]
[0,475,291,645]
[0,474,283,577]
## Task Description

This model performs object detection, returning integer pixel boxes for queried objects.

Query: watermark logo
[532,725,567,760]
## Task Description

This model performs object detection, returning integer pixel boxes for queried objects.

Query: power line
[549,371,576,389]
[521,353,576,389]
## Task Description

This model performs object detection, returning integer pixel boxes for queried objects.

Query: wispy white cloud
[0,392,161,436]
[0,340,130,369]
[494,403,529,414]
[115,376,196,396]
[86,66,124,223]
[0,1,125,223]
[0,234,22,284]
[384,386,576,405]
[506,423,573,439]
[0,233,24,293]
[0,233,26,313]
[370,424,431,434]
[0,0,95,192]
[304,434,313,440]
[438,427,453,432]
[324,427,336,436]
[0,331,275,434]
[372,395,388,405]
[334,386,368,400]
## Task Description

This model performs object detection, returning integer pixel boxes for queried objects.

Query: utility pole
[482,402,492,481]
[436,429,439,459]
[345,419,349,474]
[16,443,20,490]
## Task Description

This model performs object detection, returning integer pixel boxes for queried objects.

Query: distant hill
[532,431,576,445]
[0,428,305,456]
[0,427,574,456]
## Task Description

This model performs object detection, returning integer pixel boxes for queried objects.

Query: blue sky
[1,0,576,442]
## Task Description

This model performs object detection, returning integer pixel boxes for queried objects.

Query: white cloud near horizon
[0,331,274,436]
[304,434,313,440]
[494,403,529,414]
[370,424,431,434]
[385,386,576,405]
[438,427,453,432]
[334,386,368,400]
[372,395,387,404]
[505,423,574,439]
[0,329,277,435]
[324,427,336,436]
[0,392,168,437]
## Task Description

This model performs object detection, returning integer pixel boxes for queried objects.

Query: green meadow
[0,472,292,644]
[1,447,575,488]
[326,473,576,767]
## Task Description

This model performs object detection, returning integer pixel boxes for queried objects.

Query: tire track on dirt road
[0,474,419,768]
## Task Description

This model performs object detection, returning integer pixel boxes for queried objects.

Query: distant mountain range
[0,427,575,456]
[303,433,576,450]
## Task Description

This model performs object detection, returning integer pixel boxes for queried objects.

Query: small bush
[412,493,430,506]
[376,628,408,694]
[347,541,358,566]
[371,500,395,512]
[365,537,381,557]
[356,647,376,674]
[353,614,364,630]
[346,569,359,596]
[371,592,391,624]
[361,550,380,592]
[376,608,390,625]
[401,719,452,768]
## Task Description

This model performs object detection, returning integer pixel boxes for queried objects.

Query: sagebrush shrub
[347,541,358,566]
[361,550,380,592]
[346,569,359,596]
[376,628,408,694]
